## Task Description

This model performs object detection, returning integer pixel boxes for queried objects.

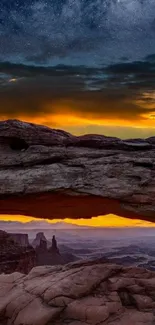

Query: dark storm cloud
[0,61,99,78]
[1,57,155,81]
[0,57,155,122]
[104,59,155,90]
[145,54,155,62]
[105,61,154,74]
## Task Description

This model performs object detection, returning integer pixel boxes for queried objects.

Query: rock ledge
[1,259,155,324]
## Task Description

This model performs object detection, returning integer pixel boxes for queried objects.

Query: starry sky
[0,0,155,226]
[0,0,155,138]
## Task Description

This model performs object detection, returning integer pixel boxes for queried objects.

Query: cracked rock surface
[0,260,155,325]
[0,119,155,221]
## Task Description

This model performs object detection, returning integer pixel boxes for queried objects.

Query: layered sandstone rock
[32,232,47,248]
[0,230,36,274]
[9,233,29,247]
[0,259,155,324]
[0,119,155,221]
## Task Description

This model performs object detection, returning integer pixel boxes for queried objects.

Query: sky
[0,0,155,138]
[0,0,155,227]
[1,214,155,228]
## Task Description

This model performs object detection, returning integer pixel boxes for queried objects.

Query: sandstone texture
[1,259,155,324]
[9,233,30,247]
[0,119,155,221]
[0,230,36,274]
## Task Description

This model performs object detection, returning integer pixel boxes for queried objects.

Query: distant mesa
[34,232,79,266]
[0,230,36,274]
[9,233,30,247]
[35,233,65,266]
[32,232,47,248]
[0,229,79,274]
[36,239,47,253]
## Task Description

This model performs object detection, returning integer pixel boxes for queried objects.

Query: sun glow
[1,89,155,137]
[0,214,155,228]
[1,111,155,132]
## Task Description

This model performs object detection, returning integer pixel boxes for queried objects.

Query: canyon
[0,119,155,324]
[1,228,155,324]
[0,119,155,222]
[0,229,78,275]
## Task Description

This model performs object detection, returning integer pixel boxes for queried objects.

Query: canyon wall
[0,230,36,274]
[9,233,29,246]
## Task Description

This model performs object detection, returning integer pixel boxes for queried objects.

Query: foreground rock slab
[0,260,155,325]
[0,119,155,221]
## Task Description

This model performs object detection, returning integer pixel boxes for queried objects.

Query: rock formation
[0,119,155,222]
[0,259,155,324]
[9,233,30,247]
[0,230,36,274]
[34,234,78,266]
[49,235,60,254]
[38,239,48,251]
[32,232,47,248]
[35,235,65,266]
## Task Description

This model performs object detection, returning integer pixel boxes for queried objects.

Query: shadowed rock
[0,119,155,222]
[0,230,36,274]
[0,259,155,324]
[35,235,65,266]
[9,233,30,247]
[50,235,60,254]
[32,232,47,248]
[37,239,47,251]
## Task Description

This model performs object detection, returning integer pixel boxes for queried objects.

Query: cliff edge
[0,230,36,274]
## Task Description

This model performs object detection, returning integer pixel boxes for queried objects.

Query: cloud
[0,58,155,127]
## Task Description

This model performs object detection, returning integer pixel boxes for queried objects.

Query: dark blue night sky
[1,0,155,65]
[0,0,155,138]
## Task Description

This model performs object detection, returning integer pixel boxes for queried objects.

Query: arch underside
[0,119,155,223]
[0,192,153,223]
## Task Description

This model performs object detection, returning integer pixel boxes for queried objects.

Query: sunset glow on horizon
[1,0,155,228]
[1,214,155,228]
[1,109,155,140]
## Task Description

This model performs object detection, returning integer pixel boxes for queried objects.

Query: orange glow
[0,92,155,227]
[1,111,155,131]
[1,89,155,131]
[0,214,155,227]
[0,88,155,143]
